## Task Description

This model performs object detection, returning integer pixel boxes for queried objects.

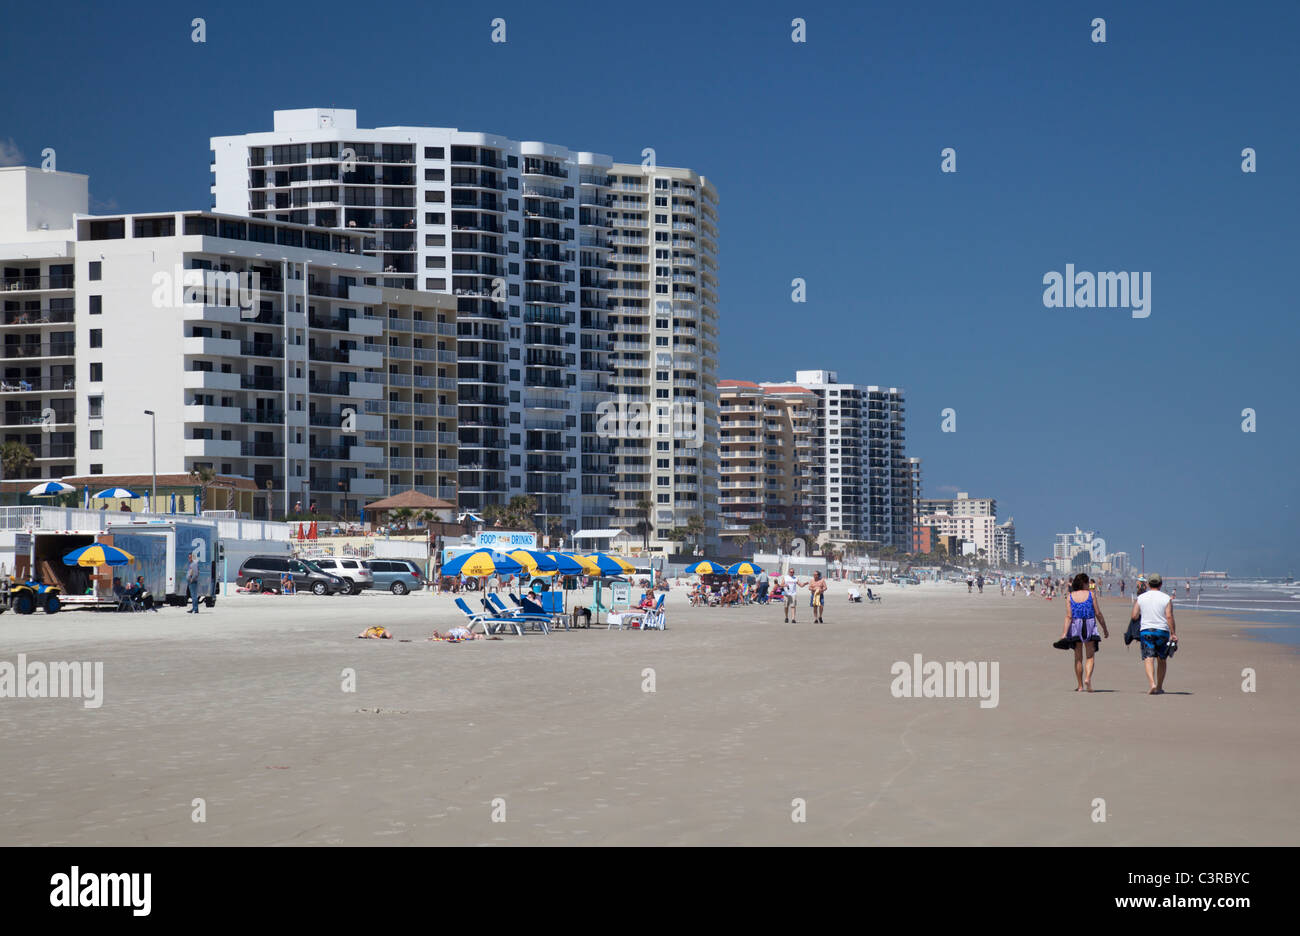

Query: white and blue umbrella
[28,481,73,497]
[169,492,177,514]
[142,493,150,513]
[92,487,139,500]
[82,485,89,508]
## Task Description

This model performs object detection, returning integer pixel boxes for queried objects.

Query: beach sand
[1,583,1296,846]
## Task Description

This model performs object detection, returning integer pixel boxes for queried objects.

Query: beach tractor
[0,578,63,615]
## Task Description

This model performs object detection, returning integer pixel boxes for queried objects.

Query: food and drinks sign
[475,531,537,550]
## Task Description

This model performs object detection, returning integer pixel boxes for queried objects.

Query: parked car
[363,559,425,595]
[237,555,344,595]
[312,557,374,594]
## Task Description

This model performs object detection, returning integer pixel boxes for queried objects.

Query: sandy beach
[1,583,1296,846]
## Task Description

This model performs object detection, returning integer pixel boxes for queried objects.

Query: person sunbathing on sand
[357,625,392,639]
[430,626,484,642]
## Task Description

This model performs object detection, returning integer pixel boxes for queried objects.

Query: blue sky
[3,0,1297,574]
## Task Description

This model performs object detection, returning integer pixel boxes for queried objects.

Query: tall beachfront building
[0,168,86,481]
[0,167,457,517]
[604,164,720,551]
[758,370,909,549]
[718,380,812,546]
[212,109,720,543]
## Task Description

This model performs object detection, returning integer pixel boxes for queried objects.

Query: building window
[89,329,102,348]
[90,464,103,475]
[424,212,445,225]
[424,168,444,181]
[89,430,103,450]
[89,363,103,382]
[424,278,446,290]
[424,190,444,203]
[88,395,103,418]
[424,146,444,159]
[88,262,102,281]
[89,295,102,315]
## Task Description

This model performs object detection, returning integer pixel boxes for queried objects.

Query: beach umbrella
[62,543,135,567]
[82,485,89,509]
[728,561,764,576]
[92,487,139,500]
[441,550,524,578]
[543,552,589,576]
[28,481,73,497]
[169,492,177,514]
[308,520,318,540]
[508,549,557,576]
[684,560,725,575]
[583,552,633,576]
[296,522,305,540]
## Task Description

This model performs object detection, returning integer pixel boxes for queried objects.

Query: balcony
[3,308,75,326]
[2,342,76,359]
[183,336,241,357]
[0,275,74,291]
[186,371,243,392]
[185,438,241,458]
[183,404,241,424]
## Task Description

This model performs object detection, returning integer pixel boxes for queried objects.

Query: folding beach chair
[621,593,665,630]
[454,598,523,636]
[866,589,883,603]
[486,593,553,633]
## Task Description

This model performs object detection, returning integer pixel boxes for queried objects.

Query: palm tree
[504,494,538,532]
[747,521,769,554]
[685,513,706,555]
[636,499,654,552]
[2,441,35,486]
[391,507,415,530]
[189,466,218,514]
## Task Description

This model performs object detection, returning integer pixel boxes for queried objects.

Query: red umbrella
[308,520,318,540]
[297,523,305,540]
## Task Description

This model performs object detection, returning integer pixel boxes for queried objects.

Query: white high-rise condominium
[212,110,718,542]
[0,166,458,515]
[769,370,909,549]
[605,165,720,551]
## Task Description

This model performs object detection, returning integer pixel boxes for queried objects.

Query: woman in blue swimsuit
[1058,571,1110,691]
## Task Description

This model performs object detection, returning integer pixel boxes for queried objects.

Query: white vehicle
[312,557,375,594]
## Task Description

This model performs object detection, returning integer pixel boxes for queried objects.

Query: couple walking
[1056,572,1178,693]
[781,569,828,623]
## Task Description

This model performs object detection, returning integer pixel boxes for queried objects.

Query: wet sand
[1,583,1296,845]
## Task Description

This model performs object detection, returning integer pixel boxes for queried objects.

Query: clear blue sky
[3,0,1297,575]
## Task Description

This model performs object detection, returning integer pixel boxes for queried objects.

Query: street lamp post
[1141,544,1145,575]
[143,410,156,509]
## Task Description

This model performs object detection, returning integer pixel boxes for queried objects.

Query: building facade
[1,167,457,517]
[211,109,719,543]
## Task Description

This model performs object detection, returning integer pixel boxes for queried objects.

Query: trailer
[24,530,122,609]
[106,520,219,607]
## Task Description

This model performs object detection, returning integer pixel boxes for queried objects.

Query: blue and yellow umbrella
[584,552,634,575]
[728,562,764,576]
[441,550,524,577]
[62,544,136,567]
[684,560,725,575]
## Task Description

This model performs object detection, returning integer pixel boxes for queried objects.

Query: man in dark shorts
[1132,573,1178,694]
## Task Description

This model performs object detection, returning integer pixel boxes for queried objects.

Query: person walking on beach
[782,568,800,623]
[1133,573,1177,694]
[966,573,974,593]
[185,551,201,614]
[1058,571,1109,691]
[976,573,984,594]
[808,571,828,623]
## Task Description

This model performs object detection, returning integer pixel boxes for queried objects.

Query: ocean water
[1158,578,1300,648]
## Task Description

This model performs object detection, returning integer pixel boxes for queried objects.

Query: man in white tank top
[1131,573,1178,694]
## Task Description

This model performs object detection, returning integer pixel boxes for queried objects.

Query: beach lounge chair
[866,589,882,603]
[621,593,665,630]
[453,597,523,636]
[486,593,553,633]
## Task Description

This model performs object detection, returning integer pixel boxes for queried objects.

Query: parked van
[312,557,374,594]
[237,555,343,595]
[363,559,425,595]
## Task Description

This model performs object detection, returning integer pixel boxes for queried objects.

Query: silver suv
[313,557,375,595]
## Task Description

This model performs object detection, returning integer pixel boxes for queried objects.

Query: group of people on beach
[1055,571,1178,694]
[685,569,831,623]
